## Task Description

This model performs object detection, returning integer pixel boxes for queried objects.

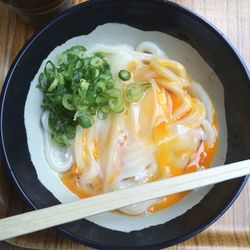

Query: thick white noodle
[156,78,192,120]
[42,111,73,173]
[89,43,159,63]
[202,119,217,147]
[146,80,159,129]
[41,110,50,132]
[74,125,85,172]
[119,142,156,181]
[191,81,213,125]
[136,41,166,57]
[119,200,156,215]
[172,100,206,129]
[127,102,141,140]
[102,114,126,191]
[78,158,100,193]
[113,141,158,215]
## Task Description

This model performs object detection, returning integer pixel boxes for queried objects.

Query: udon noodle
[41,42,218,215]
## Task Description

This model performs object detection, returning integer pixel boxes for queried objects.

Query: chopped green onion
[125,83,143,102]
[74,110,85,121]
[53,134,70,148]
[64,124,75,139]
[73,95,83,108]
[58,73,65,85]
[44,61,57,80]
[80,79,90,91]
[61,70,69,81]
[92,68,99,78]
[96,80,106,92]
[78,51,85,59]
[62,94,74,111]
[60,53,69,65]
[37,72,47,90]
[118,70,131,81]
[95,96,107,105]
[106,80,114,89]
[75,60,83,69]
[108,88,121,99]
[97,108,107,120]
[69,45,86,56]
[94,52,105,58]
[142,82,152,90]
[108,98,125,113]
[89,106,96,115]
[77,114,95,128]
[72,69,83,83]
[48,77,59,92]
[90,57,103,67]
[83,57,91,66]
[38,45,148,148]
[101,105,111,114]
[75,105,88,112]
[99,74,112,81]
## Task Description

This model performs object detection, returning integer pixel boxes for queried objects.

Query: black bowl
[0,0,249,249]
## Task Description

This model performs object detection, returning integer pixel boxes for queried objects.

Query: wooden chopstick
[0,160,249,240]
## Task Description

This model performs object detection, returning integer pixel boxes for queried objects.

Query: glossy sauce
[61,164,89,199]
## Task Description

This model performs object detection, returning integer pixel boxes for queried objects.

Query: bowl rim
[0,0,249,249]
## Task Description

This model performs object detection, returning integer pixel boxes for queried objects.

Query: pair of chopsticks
[0,160,249,241]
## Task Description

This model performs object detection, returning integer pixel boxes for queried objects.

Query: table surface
[0,0,249,249]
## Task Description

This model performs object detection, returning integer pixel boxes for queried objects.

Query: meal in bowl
[25,23,227,232]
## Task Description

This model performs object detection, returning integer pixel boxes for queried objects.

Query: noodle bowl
[40,42,218,215]
[24,23,227,231]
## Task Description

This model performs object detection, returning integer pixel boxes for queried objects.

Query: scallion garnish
[96,80,106,92]
[108,98,125,113]
[62,94,74,111]
[80,79,90,91]
[90,57,103,67]
[108,88,121,99]
[44,61,57,81]
[47,77,59,92]
[97,108,107,120]
[37,46,151,148]
[77,114,95,128]
[118,70,131,81]
[125,83,143,102]
[142,82,152,90]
